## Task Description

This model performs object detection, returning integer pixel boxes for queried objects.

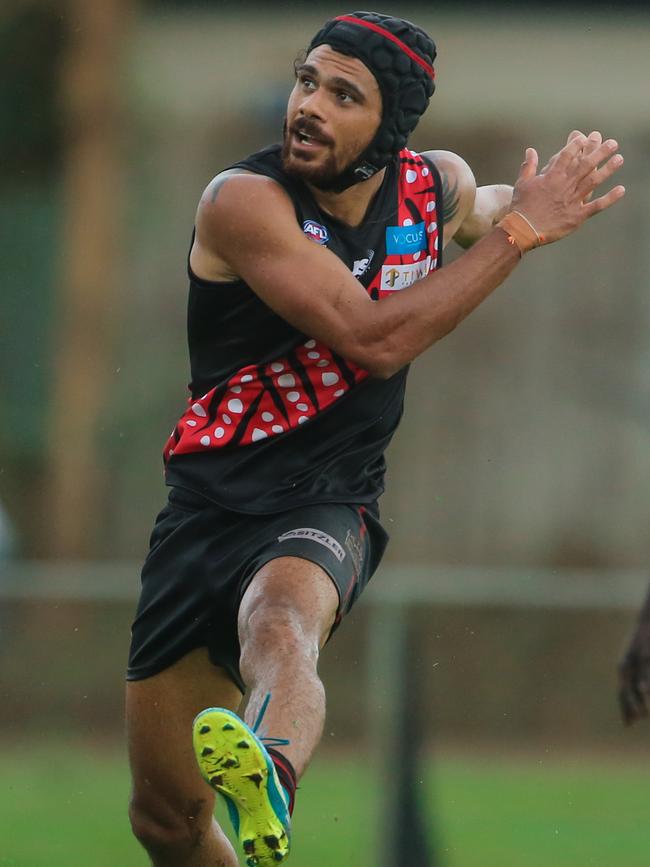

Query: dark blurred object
[0,3,66,181]
[147,0,650,7]
[0,499,16,558]
[389,622,437,867]
[618,583,650,726]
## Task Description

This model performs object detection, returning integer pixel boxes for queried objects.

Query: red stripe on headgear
[334,15,436,80]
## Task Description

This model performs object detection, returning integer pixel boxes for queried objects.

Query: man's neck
[307,167,387,228]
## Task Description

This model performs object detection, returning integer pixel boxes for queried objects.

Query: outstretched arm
[619,583,650,726]
[192,132,624,379]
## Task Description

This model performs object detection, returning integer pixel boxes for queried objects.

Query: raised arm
[192,133,624,379]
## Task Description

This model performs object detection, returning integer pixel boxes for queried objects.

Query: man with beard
[126,12,625,867]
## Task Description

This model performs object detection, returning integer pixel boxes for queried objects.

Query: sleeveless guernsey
[163,144,443,513]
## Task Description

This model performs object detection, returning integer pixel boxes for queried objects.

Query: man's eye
[337,92,354,104]
[300,76,316,90]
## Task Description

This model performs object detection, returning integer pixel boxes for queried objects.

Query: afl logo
[303,220,329,245]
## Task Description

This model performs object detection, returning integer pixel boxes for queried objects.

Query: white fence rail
[1,561,647,609]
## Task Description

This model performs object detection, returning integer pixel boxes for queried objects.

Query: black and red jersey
[164,144,443,513]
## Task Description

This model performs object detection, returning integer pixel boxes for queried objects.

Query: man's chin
[282,152,342,191]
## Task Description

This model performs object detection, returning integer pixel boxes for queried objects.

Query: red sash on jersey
[164,149,439,459]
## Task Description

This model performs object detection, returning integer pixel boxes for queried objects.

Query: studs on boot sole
[222,722,235,731]
[201,746,214,756]
[199,724,211,734]
[237,740,250,749]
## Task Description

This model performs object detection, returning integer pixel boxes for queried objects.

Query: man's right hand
[510,132,625,245]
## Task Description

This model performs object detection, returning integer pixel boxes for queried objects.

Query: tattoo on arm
[208,170,245,203]
[209,175,231,203]
[440,170,460,225]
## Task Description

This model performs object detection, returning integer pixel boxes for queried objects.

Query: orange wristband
[497,210,545,255]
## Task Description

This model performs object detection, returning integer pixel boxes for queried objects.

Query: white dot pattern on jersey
[164,149,439,459]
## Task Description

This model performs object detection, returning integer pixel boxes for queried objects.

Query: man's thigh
[126,647,242,819]
[239,501,389,642]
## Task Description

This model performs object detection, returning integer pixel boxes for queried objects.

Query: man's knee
[128,790,212,858]
[242,603,317,657]
[239,603,324,687]
[239,558,339,659]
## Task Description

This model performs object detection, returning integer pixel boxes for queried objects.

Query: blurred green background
[1,1,649,864]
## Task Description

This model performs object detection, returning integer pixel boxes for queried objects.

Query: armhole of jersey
[186,227,245,289]
[421,154,444,268]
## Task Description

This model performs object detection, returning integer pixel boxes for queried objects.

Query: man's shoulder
[418,149,474,183]
[418,149,477,232]
[200,143,304,216]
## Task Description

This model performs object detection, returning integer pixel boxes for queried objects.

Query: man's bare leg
[237,556,339,778]
[126,649,243,866]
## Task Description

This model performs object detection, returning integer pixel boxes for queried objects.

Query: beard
[281,117,357,192]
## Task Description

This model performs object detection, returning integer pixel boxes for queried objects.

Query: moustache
[289,118,334,147]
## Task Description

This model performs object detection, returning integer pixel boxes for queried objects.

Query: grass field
[2,740,649,866]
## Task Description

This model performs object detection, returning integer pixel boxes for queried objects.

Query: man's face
[282,44,382,191]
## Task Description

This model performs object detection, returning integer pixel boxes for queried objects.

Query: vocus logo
[385,221,426,255]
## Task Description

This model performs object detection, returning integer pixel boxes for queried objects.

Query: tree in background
[44,0,129,557]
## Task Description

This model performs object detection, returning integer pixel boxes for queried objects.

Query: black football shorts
[127,488,388,692]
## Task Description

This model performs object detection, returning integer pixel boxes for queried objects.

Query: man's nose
[298,90,326,121]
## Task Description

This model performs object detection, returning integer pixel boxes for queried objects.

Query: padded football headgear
[307,12,436,192]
